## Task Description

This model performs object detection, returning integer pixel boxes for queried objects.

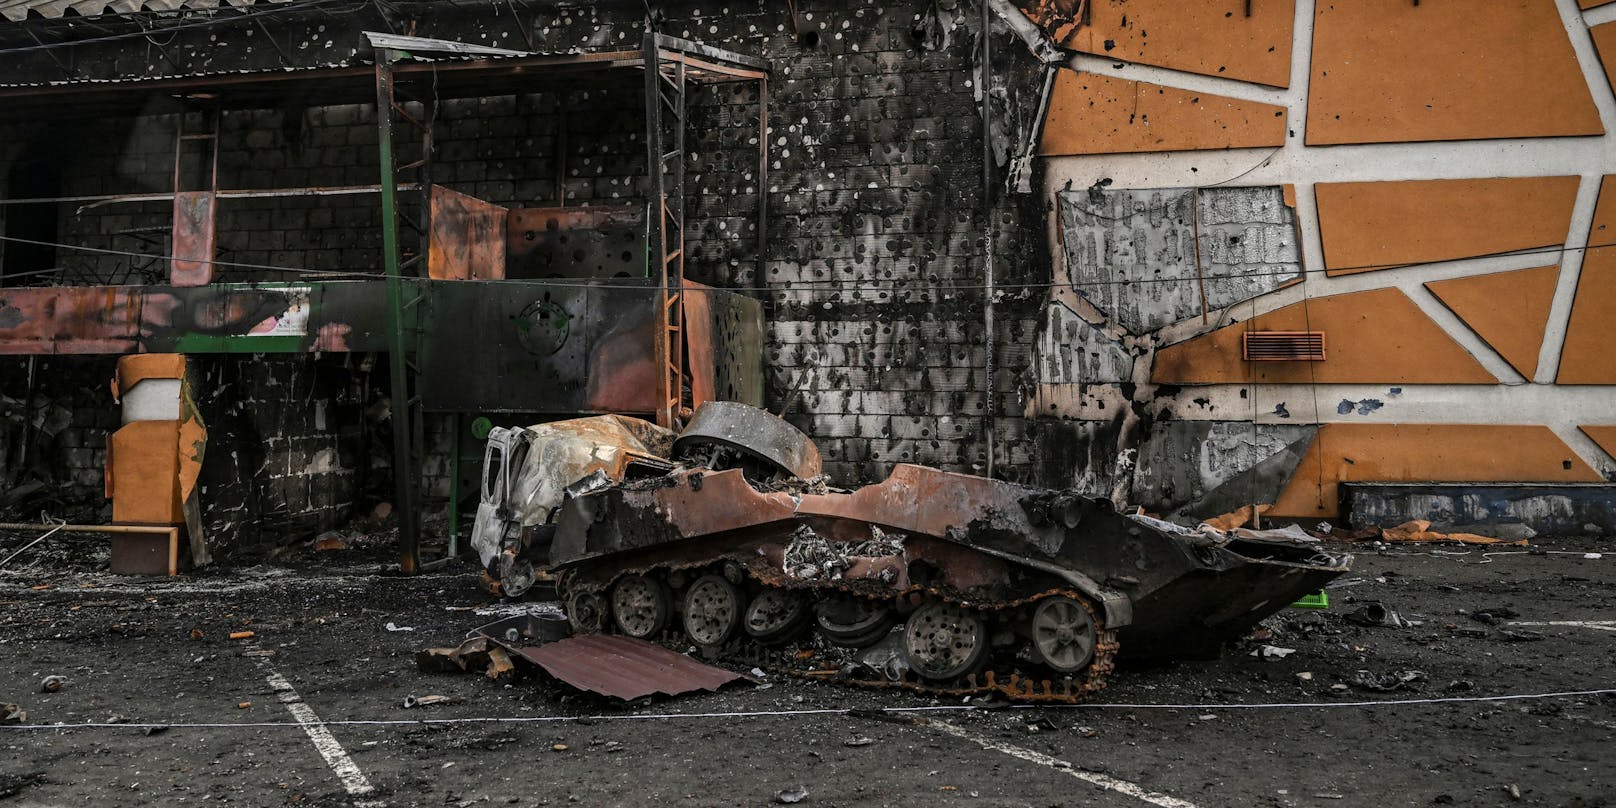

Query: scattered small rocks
[1349,669,1426,692]
[1470,606,1519,625]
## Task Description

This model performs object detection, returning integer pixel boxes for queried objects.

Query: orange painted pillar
[104,354,208,574]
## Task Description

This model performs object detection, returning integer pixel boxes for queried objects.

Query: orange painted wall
[1581,425,1616,459]
[1271,424,1603,518]
[1306,0,1602,145]
[1559,176,1616,384]
[1314,177,1579,275]
[108,421,185,524]
[1152,287,1494,385]
[1057,0,1294,88]
[1039,71,1287,157]
[1592,21,1616,96]
[1424,266,1561,379]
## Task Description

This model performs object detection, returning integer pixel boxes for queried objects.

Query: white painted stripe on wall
[1587,2,1616,26]
[1127,382,1616,429]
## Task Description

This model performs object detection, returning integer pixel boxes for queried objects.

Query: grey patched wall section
[1028,185,1313,514]
[1056,186,1302,334]
[1036,302,1132,384]
[1132,423,1316,516]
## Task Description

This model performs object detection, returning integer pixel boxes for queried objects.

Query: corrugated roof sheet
[517,634,747,701]
[0,0,289,23]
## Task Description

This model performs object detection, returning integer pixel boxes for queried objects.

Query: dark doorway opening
[2,137,66,285]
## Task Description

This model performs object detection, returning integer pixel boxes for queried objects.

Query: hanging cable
[2,233,1610,294]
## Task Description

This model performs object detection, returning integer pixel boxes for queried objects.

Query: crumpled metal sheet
[516,634,745,701]
[673,400,822,480]
[0,0,287,22]
[508,415,674,528]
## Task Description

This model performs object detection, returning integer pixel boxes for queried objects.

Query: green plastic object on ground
[1291,591,1329,609]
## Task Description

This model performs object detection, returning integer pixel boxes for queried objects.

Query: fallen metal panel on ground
[516,634,745,701]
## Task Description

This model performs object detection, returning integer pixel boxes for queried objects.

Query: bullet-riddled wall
[0,0,1056,552]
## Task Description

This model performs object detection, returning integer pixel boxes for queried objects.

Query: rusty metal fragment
[516,634,746,700]
[169,190,217,287]
[428,185,507,280]
[505,206,643,279]
[673,400,822,480]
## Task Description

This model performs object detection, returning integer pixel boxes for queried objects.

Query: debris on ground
[401,694,463,709]
[1470,606,1519,624]
[1233,524,1321,543]
[38,675,65,693]
[0,704,23,725]
[515,634,747,701]
[1345,603,1414,628]
[774,786,810,804]
[1202,504,1272,532]
[416,637,517,682]
[310,532,349,552]
[1377,520,1529,546]
[1250,645,1297,659]
[1349,669,1427,692]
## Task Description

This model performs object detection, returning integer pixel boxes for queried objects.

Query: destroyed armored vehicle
[478,402,1351,702]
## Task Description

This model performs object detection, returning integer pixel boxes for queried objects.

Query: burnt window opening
[1243,330,1326,362]
[2,149,64,285]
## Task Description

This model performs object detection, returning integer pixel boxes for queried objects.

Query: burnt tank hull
[551,463,1349,664]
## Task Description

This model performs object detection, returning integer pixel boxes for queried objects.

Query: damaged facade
[1,0,1614,565]
[1020,0,1616,529]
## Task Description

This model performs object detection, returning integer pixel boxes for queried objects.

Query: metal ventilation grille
[1243,331,1326,361]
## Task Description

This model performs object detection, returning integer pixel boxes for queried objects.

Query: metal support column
[644,34,689,430]
[375,48,422,574]
[757,75,768,285]
[979,1,997,479]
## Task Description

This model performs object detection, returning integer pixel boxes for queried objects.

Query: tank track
[557,561,1120,704]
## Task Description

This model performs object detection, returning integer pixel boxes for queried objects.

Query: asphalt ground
[1,534,1613,808]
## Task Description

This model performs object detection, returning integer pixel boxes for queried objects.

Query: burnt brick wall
[190,355,370,552]
[0,355,365,552]
[1,0,1059,548]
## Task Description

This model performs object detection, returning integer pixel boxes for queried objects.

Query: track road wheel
[744,588,811,643]
[683,574,743,646]
[566,588,608,634]
[1029,595,1097,674]
[815,597,896,648]
[610,574,672,639]
[903,600,989,681]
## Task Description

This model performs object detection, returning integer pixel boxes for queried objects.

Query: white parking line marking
[1509,620,1616,632]
[249,649,384,806]
[926,719,1199,808]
